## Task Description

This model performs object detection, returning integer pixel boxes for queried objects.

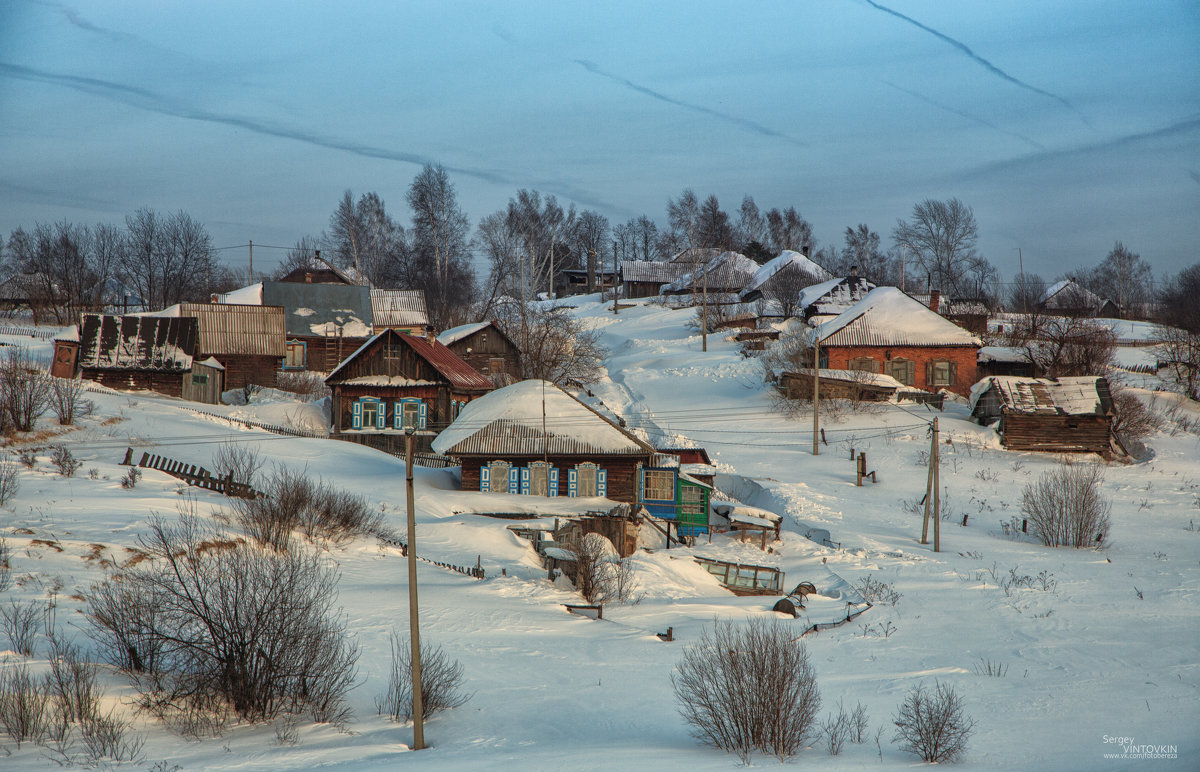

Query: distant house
[152,302,286,390]
[370,289,430,337]
[813,287,981,396]
[216,281,374,372]
[738,251,833,304]
[798,274,876,326]
[977,346,1038,378]
[619,261,692,299]
[76,314,203,399]
[969,376,1118,455]
[436,321,521,384]
[325,329,493,454]
[1039,280,1119,318]
[278,266,357,285]
[557,267,618,297]
[432,380,713,535]
[661,251,759,296]
[779,368,905,402]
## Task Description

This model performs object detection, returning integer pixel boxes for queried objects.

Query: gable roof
[148,303,286,357]
[668,247,723,264]
[619,260,692,284]
[816,287,981,347]
[432,380,656,456]
[326,328,493,391]
[662,251,759,293]
[78,314,197,372]
[740,251,833,300]
[437,321,491,347]
[370,289,429,328]
[1040,280,1108,311]
[969,376,1114,416]
[799,275,877,319]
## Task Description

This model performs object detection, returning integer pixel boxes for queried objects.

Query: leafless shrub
[0,665,52,747]
[18,447,38,468]
[493,303,608,385]
[79,708,145,763]
[232,466,383,550]
[0,455,19,508]
[48,376,94,426]
[0,537,11,592]
[1021,462,1112,547]
[892,681,975,763]
[45,637,102,725]
[673,618,821,762]
[973,658,1007,677]
[274,371,331,402]
[121,466,142,489]
[820,699,870,755]
[50,445,81,477]
[212,441,262,488]
[1110,388,1164,444]
[377,632,469,721]
[85,515,359,724]
[0,347,51,432]
[1,601,41,655]
[856,574,902,606]
[570,533,640,604]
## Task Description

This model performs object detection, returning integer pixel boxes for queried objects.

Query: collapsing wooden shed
[969,376,1120,456]
[77,314,198,397]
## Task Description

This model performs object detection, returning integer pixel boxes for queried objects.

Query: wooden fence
[0,325,58,340]
[376,534,486,579]
[120,447,260,499]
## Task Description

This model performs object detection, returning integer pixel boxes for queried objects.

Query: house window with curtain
[679,484,705,517]
[848,356,879,373]
[887,358,915,385]
[529,461,550,497]
[642,469,675,502]
[392,398,426,430]
[572,463,598,497]
[482,460,510,493]
[929,359,957,387]
[351,397,385,430]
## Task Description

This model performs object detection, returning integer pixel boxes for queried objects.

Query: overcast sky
[2,1,1197,284]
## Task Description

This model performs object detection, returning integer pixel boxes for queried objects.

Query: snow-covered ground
[1,303,1197,770]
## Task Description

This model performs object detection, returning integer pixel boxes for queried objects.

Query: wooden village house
[155,303,286,390]
[812,287,981,397]
[619,260,692,299]
[737,251,832,305]
[797,273,877,326]
[660,251,759,296]
[325,329,494,454]
[436,321,522,385]
[431,380,713,536]
[72,314,204,399]
[969,375,1120,455]
[1038,280,1119,318]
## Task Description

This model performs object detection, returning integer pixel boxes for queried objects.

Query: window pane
[487,462,510,492]
[576,466,597,497]
[530,464,549,496]
[402,401,420,428]
[643,470,674,501]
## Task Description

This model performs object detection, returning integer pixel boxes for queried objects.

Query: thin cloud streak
[863,0,1088,124]
[882,80,1045,150]
[0,61,618,212]
[573,59,806,147]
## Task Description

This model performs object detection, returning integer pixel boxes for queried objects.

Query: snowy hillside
[0,301,1197,770]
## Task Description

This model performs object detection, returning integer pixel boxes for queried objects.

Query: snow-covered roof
[54,325,79,342]
[326,329,494,391]
[217,281,374,338]
[619,260,692,284]
[437,321,491,347]
[432,380,656,457]
[662,251,758,293]
[799,276,877,319]
[1040,280,1108,311]
[370,289,428,328]
[978,346,1027,364]
[197,356,224,370]
[969,376,1114,416]
[739,251,832,299]
[816,287,981,348]
[78,314,196,372]
[217,283,264,305]
[786,368,907,391]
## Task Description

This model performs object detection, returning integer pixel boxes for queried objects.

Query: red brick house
[813,287,981,396]
[325,329,493,454]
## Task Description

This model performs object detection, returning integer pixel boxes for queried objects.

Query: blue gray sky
[1,0,1197,282]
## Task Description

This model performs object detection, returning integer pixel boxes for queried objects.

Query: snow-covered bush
[1020,462,1112,548]
[673,618,821,762]
[86,515,359,724]
[231,466,383,550]
[48,376,93,426]
[377,632,469,722]
[856,574,902,606]
[572,533,640,604]
[0,454,19,507]
[274,371,331,401]
[892,681,975,763]
[0,346,51,432]
[50,445,81,477]
[212,441,262,489]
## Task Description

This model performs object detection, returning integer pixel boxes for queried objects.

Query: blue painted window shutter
[418,401,427,429]
[567,469,577,497]
[508,467,519,494]
[351,400,362,429]
[480,466,490,491]
[393,402,403,429]
[519,467,530,495]
[597,469,608,498]
[376,400,386,429]
[548,468,558,497]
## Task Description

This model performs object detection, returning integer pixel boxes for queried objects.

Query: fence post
[121,447,133,466]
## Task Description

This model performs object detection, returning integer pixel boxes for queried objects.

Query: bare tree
[697,194,733,250]
[765,206,815,255]
[673,618,821,762]
[570,533,638,604]
[1009,315,1115,377]
[1021,462,1112,547]
[837,224,895,285]
[49,376,92,425]
[1084,241,1153,318]
[736,195,768,255]
[1008,271,1047,313]
[475,210,525,316]
[494,304,607,385]
[270,235,325,281]
[376,632,468,721]
[118,208,218,310]
[0,346,51,432]
[408,164,473,326]
[571,210,610,293]
[892,681,975,763]
[86,515,359,723]
[1152,262,1200,398]
[762,265,821,318]
[892,198,991,297]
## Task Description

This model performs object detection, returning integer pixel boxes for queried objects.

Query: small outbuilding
[436,321,521,384]
[76,314,198,397]
[969,375,1119,455]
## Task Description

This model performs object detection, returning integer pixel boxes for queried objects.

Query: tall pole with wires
[404,427,425,750]
[812,334,820,456]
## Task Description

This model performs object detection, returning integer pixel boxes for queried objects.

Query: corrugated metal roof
[257,282,374,337]
[78,314,196,371]
[663,251,758,293]
[817,287,981,348]
[370,289,429,328]
[435,418,652,456]
[974,376,1113,416]
[400,333,494,390]
[177,303,285,356]
[620,260,691,284]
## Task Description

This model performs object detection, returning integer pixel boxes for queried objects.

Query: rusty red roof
[398,332,494,391]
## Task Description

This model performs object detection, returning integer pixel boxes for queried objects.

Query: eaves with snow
[739,251,833,301]
[815,287,982,347]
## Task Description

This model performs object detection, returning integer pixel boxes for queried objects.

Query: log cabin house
[812,287,981,397]
[737,251,832,304]
[660,251,759,296]
[436,321,521,385]
[969,375,1119,455]
[798,274,876,326]
[75,314,200,398]
[432,380,713,535]
[153,302,286,390]
[325,329,494,454]
[619,260,692,299]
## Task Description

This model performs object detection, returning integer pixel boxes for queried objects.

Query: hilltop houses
[436,320,521,385]
[1039,280,1118,318]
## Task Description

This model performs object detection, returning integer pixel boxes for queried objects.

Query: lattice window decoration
[643,469,675,502]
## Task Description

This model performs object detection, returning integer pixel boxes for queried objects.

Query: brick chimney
[305,272,314,283]
[850,265,858,278]
[929,290,941,313]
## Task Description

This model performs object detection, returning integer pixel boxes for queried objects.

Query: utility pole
[404,428,425,750]
[612,240,619,315]
[1017,247,1027,316]
[812,334,820,456]
[932,418,941,552]
[701,264,708,352]
[900,244,906,293]
[248,240,253,283]
[921,418,938,547]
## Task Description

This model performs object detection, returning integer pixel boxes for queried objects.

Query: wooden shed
[779,368,904,402]
[182,357,225,404]
[77,314,197,397]
[619,260,691,299]
[436,321,521,384]
[969,376,1118,455]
